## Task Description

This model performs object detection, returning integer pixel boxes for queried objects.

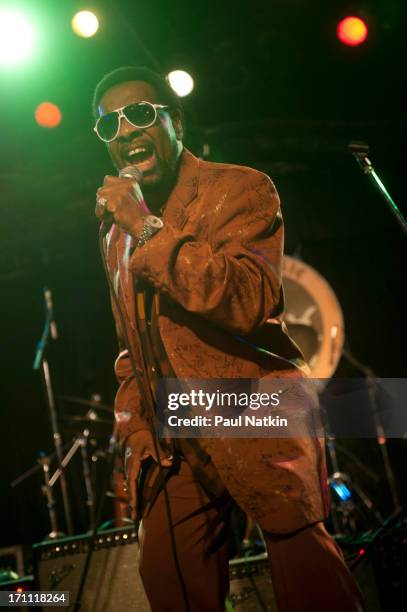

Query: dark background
[0,0,405,547]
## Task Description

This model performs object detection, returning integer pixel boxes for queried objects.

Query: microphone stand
[33,287,73,536]
[349,141,407,236]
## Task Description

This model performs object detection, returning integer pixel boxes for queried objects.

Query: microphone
[119,165,150,213]
[119,165,142,181]
[100,165,147,237]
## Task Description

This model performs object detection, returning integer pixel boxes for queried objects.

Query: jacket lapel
[115,148,200,327]
[161,148,200,230]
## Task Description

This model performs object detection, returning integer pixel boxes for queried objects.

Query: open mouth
[123,143,156,173]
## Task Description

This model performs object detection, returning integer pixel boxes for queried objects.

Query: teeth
[128,146,147,157]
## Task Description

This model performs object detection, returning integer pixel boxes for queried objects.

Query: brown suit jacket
[105,148,329,534]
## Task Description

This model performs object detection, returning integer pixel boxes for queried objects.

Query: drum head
[283,256,344,379]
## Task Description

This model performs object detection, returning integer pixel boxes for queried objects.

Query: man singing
[93,66,363,611]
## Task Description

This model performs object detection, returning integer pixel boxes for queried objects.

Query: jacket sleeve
[129,171,284,335]
[113,346,150,445]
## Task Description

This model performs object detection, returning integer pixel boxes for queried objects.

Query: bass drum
[282,256,344,380]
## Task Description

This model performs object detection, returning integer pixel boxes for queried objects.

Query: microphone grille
[119,165,143,181]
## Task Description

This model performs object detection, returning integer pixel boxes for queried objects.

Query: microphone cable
[98,223,191,612]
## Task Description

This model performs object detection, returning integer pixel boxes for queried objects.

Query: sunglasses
[94,101,168,142]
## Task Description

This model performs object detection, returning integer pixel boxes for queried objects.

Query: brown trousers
[138,460,364,612]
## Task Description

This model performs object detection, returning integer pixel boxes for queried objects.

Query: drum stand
[326,437,383,536]
[326,337,401,535]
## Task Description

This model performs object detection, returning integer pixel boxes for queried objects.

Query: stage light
[35,102,62,128]
[167,70,194,97]
[72,10,99,38]
[337,16,368,47]
[0,9,35,67]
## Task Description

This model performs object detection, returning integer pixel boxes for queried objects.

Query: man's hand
[124,429,173,520]
[95,175,146,237]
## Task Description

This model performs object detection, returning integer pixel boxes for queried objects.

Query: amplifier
[33,526,149,612]
[32,521,403,612]
[0,545,25,579]
[34,528,278,612]
[229,553,278,611]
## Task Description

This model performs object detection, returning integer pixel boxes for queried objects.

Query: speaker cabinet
[33,526,149,612]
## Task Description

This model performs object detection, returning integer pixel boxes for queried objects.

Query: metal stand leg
[79,431,95,531]
[38,454,64,539]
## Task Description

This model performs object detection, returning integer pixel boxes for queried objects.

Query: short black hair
[92,66,183,119]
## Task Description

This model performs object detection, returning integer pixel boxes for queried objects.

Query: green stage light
[167,70,194,97]
[0,9,35,67]
[72,10,99,38]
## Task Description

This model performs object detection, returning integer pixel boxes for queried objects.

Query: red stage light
[35,102,62,128]
[337,16,368,47]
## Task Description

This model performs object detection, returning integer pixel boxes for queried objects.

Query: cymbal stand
[342,347,400,511]
[10,444,72,539]
[33,287,73,535]
[49,430,96,531]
